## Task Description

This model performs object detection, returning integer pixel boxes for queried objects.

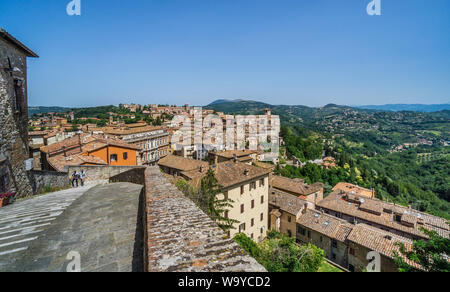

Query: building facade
[0,29,38,198]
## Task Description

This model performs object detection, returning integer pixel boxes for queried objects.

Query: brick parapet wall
[143,166,266,272]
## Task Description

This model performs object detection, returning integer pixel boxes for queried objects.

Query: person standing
[71,171,79,188]
[80,170,86,186]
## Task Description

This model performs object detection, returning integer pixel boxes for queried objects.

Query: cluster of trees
[281,126,323,162]
[278,126,450,219]
[234,231,325,272]
[394,227,450,272]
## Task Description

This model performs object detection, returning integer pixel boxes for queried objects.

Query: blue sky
[1,0,449,107]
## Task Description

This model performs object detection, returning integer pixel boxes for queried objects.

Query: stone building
[269,188,309,238]
[0,29,38,198]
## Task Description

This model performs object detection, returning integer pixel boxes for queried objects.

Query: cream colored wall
[220,175,269,242]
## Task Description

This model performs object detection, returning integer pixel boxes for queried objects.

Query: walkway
[0,184,98,270]
[3,182,144,272]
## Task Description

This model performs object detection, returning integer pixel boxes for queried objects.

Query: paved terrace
[2,182,143,272]
[0,184,100,270]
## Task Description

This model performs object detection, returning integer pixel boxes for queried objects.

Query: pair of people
[71,170,87,187]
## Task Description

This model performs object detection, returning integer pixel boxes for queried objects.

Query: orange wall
[85,146,137,166]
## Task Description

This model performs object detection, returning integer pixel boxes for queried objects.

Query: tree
[393,227,450,272]
[200,169,238,231]
[258,231,324,272]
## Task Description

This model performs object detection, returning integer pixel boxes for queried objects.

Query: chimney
[199,166,204,173]
[233,154,237,163]
[244,169,249,176]
[62,146,66,157]
[302,204,308,214]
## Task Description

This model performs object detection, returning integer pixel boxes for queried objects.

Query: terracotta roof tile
[270,174,324,197]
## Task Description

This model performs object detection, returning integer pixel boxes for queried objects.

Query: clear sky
[1,0,449,107]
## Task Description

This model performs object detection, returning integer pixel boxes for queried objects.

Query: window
[225,211,229,219]
[239,223,246,233]
[110,154,118,162]
[259,178,265,187]
[332,253,336,260]
[320,236,323,242]
[287,230,292,237]
[224,192,228,200]
[349,264,355,272]
[261,195,264,204]
[298,227,306,236]
[307,230,311,238]
[123,152,128,160]
[332,240,338,248]
[251,200,255,209]
[13,79,23,113]
[251,233,254,240]
[241,204,244,214]
[250,181,256,191]
[241,185,245,195]
[260,213,264,222]
[350,248,355,256]
[251,218,254,227]
[288,216,291,223]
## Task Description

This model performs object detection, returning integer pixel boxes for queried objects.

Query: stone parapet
[144,166,266,272]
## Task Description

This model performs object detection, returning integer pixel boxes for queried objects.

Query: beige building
[296,209,352,269]
[181,160,271,242]
[269,174,324,205]
[269,188,309,238]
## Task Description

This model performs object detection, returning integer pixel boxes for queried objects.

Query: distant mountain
[28,106,72,115]
[356,103,450,112]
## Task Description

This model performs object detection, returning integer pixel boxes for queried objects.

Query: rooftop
[269,174,324,197]
[269,188,307,216]
[297,209,353,242]
[332,182,374,198]
[0,28,39,57]
[317,190,449,239]
[158,155,209,172]
[182,161,271,189]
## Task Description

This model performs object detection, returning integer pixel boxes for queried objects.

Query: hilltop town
[1,29,448,273]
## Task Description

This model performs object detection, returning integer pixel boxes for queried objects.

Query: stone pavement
[2,182,144,272]
[0,183,103,270]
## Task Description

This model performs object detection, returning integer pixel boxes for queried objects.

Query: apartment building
[104,124,170,165]
[180,159,271,242]
[269,174,324,205]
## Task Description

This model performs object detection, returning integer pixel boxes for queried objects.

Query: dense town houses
[39,134,140,171]
[0,29,38,198]
[103,123,170,165]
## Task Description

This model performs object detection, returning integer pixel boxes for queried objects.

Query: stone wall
[109,167,146,185]
[28,170,71,194]
[143,167,266,272]
[67,165,145,183]
[0,37,34,198]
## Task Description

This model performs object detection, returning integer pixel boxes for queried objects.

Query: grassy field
[318,261,344,272]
